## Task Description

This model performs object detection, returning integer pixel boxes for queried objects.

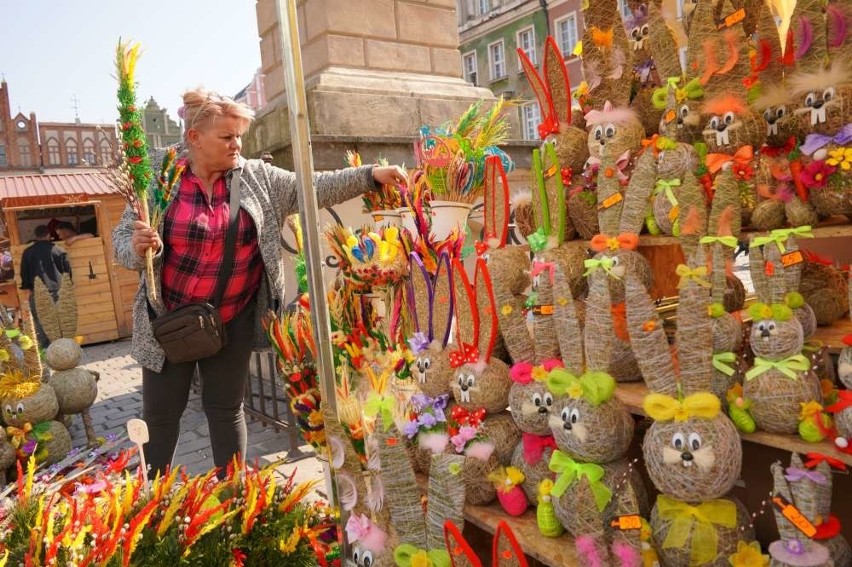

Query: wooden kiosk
[0,171,138,344]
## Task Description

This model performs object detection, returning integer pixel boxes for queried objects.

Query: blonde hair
[181,87,255,142]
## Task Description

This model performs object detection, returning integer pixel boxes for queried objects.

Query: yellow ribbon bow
[699,235,738,248]
[745,355,811,381]
[644,393,721,422]
[363,393,395,431]
[583,257,618,278]
[676,264,712,290]
[657,495,738,566]
[548,450,612,511]
[394,545,451,567]
[712,352,737,377]
[654,179,681,205]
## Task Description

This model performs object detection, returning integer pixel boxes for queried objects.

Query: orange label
[781,250,804,267]
[598,192,623,210]
[664,109,677,124]
[772,495,817,538]
[611,515,642,531]
[718,8,746,29]
[533,305,554,316]
[668,205,680,222]
[544,163,558,179]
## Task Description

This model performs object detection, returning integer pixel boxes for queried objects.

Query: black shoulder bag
[149,172,241,364]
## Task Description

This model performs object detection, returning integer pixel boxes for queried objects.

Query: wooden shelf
[614,382,852,467]
[811,318,852,353]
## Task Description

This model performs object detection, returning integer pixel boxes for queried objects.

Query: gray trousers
[142,302,256,478]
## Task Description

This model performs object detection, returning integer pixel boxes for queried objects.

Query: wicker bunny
[580,0,633,111]
[830,346,852,452]
[443,518,529,567]
[626,250,754,567]
[743,238,822,435]
[768,453,850,567]
[407,252,455,398]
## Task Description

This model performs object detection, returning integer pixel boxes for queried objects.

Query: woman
[113,88,407,477]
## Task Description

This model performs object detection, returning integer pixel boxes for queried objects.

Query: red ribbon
[814,515,843,540]
[537,116,560,139]
[826,390,852,414]
[804,452,848,471]
[474,241,489,257]
[522,433,558,465]
[761,137,798,158]
[706,146,754,175]
[450,406,487,429]
[449,343,480,369]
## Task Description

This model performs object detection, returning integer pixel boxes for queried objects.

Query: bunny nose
[681,452,694,461]
[538,406,548,415]
[716,124,727,132]
[461,385,468,392]
[813,100,825,109]
[563,422,573,431]
[761,329,771,338]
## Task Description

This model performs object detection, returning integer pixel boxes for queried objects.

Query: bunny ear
[474,258,500,360]
[711,243,727,306]
[445,519,483,567]
[531,148,553,241]
[707,169,742,239]
[426,454,467,550]
[322,401,370,516]
[518,44,557,138]
[677,171,708,259]
[676,247,715,396]
[489,247,535,364]
[685,0,717,81]
[553,262,585,375]
[791,0,829,73]
[781,237,803,293]
[434,253,455,348]
[544,36,573,127]
[596,153,626,237]
[410,252,434,340]
[583,268,614,374]
[619,149,657,236]
[484,155,510,249]
[625,274,678,396]
[762,242,789,304]
[492,520,529,567]
[754,0,785,87]
[770,461,802,543]
[452,258,480,352]
[748,239,771,304]
[543,142,567,246]
[647,0,683,80]
[532,256,561,364]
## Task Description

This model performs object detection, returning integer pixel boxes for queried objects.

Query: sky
[1,0,262,124]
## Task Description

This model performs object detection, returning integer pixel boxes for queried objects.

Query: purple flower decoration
[450,425,477,453]
[22,439,37,456]
[784,540,805,555]
[418,413,437,428]
[402,420,420,439]
[408,332,430,355]
[177,105,187,120]
[433,394,449,410]
[410,393,431,411]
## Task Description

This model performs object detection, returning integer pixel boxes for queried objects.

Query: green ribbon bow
[712,352,737,377]
[656,136,678,151]
[654,179,681,205]
[770,226,814,243]
[583,257,618,278]
[363,393,395,431]
[546,369,615,406]
[548,450,612,511]
[394,545,451,567]
[675,264,712,290]
[699,235,738,248]
[745,355,811,381]
[527,228,549,253]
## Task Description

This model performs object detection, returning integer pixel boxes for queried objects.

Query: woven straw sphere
[657,144,699,179]
[785,197,820,228]
[670,100,706,145]
[794,84,852,137]
[810,185,850,217]
[554,126,592,173]
[795,304,818,339]
[413,350,453,398]
[347,544,395,567]
[801,262,850,326]
[545,245,589,299]
[724,275,746,313]
[480,411,521,466]
[750,318,804,359]
[713,314,743,353]
[1,383,59,427]
[744,369,822,434]
[45,338,82,370]
[835,407,852,440]
[510,442,555,506]
[509,381,556,436]
[751,199,787,231]
[633,86,666,136]
[587,118,646,163]
[550,396,635,464]
[514,200,537,238]
[490,246,532,295]
[651,496,753,567]
[48,368,97,414]
[451,358,511,414]
[824,534,852,567]
[610,338,643,382]
[568,191,601,239]
[462,453,499,505]
[701,110,766,153]
[552,459,626,537]
[643,414,742,502]
[409,441,433,474]
[29,420,72,465]
[0,429,15,474]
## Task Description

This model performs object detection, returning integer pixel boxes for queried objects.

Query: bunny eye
[561,408,570,422]
[776,106,786,119]
[641,24,650,36]
[805,91,817,107]
[457,375,464,386]
[631,26,641,39]
[569,408,580,424]
[15,403,24,415]
[532,393,543,407]
[723,111,735,125]
[823,87,836,102]
[352,547,361,564]
[709,116,720,130]
[679,104,690,118]
[604,123,616,138]
[672,432,686,450]
[362,551,374,567]
[3,405,11,416]
[688,432,702,451]
[466,375,476,387]
[544,392,554,406]
[423,357,431,370]
[763,108,772,121]
[593,125,604,141]
[610,255,621,266]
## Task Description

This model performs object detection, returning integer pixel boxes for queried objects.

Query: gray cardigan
[112,156,377,372]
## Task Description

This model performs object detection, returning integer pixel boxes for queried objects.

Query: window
[618,0,633,19]
[679,46,687,72]
[521,103,541,141]
[554,13,579,58]
[18,142,31,167]
[83,141,96,165]
[489,40,506,81]
[66,140,79,165]
[517,26,536,69]
[47,140,60,165]
[478,0,489,16]
[100,140,111,165]
[463,51,478,85]
[0,145,6,166]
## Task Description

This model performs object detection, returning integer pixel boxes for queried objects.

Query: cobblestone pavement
[69,339,325,489]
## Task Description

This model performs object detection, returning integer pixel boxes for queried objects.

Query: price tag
[533,305,554,316]
[781,250,804,267]
[598,192,623,210]
[718,8,745,29]
[664,109,677,124]
[610,515,642,531]
[772,494,817,538]
[127,418,150,445]
[668,205,680,222]
[544,163,559,179]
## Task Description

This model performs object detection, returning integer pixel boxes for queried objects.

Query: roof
[0,170,119,208]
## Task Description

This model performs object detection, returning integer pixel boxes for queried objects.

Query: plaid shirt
[161,167,263,323]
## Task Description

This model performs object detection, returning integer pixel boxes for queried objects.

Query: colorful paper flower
[826,148,852,170]
[800,160,837,189]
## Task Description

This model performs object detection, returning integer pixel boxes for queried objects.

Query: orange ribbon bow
[705,146,754,175]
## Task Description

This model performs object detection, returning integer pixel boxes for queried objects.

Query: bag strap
[211,171,242,308]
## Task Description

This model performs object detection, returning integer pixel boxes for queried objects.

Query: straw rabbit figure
[580,0,634,111]
[830,343,852,454]
[542,267,645,566]
[626,248,754,567]
[743,237,822,435]
[443,518,529,567]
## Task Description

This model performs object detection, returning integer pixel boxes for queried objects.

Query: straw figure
[444,518,529,567]
[580,0,634,111]
[830,342,852,453]
[625,3,666,136]
[626,250,754,567]
[35,274,99,446]
[767,453,850,567]
[544,267,645,565]
[0,428,14,486]
[743,236,822,435]
[407,252,455,399]
[799,259,850,327]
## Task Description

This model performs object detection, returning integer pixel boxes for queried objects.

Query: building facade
[38,121,118,168]
[234,69,267,112]
[0,81,40,171]
[142,97,182,150]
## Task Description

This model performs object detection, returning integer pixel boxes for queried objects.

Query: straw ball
[652,192,677,236]
[800,262,850,326]
[569,191,601,240]
[47,368,97,415]
[413,350,453,398]
[480,411,521,466]
[713,313,743,353]
[45,338,82,371]
[462,453,499,505]
[510,442,555,506]
[751,199,786,232]
[514,200,537,238]
[702,111,766,154]
[552,460,625,537]
[29,420,73,465]
[451,358,511,414]
[550,396,635,464]
[793,84,852,137]
[834,406,852,441]
[651,496,753,567]
[545,245,589,299]
[408,442,433,474]
[750,318,804,359]
[744,369,822,434]
[643,414,742,502]
[785,197,819,228]
[489,246,532,296]
[588,119,646,164]
[510,380,556,436]
[556,127,592,174]
[633,86,666,137]
[724,275,746,313]
[809,186,849,218]
[1,382,59,427]
[657,143,699,179]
